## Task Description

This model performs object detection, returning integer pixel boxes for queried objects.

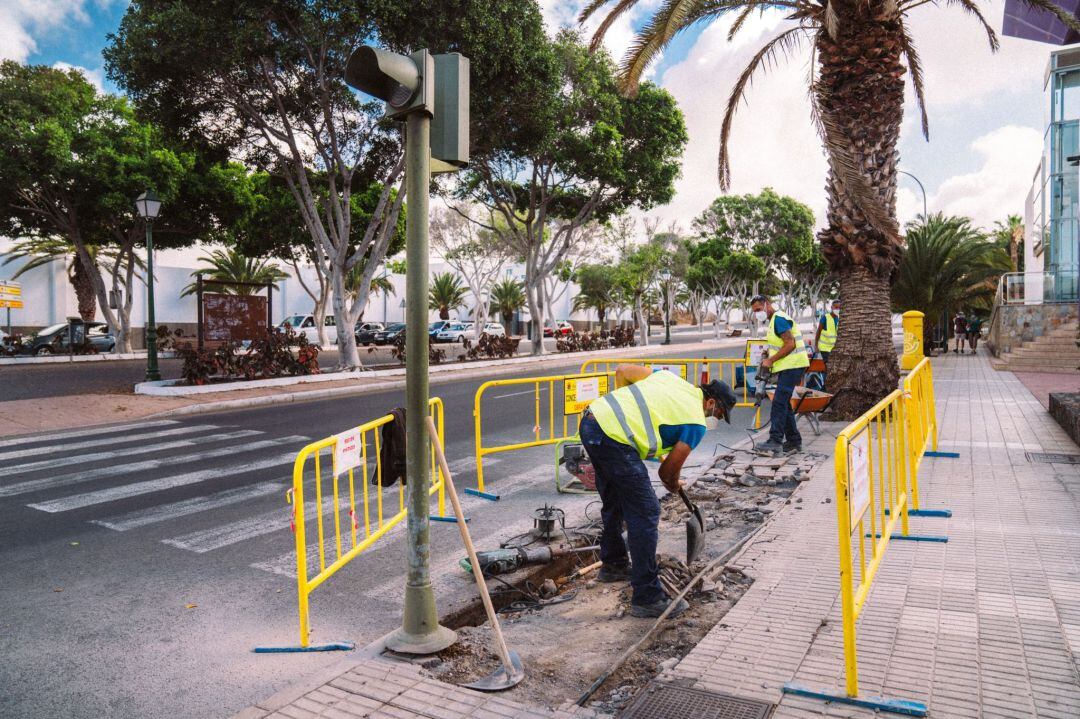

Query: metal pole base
[385,582,456,655]
[384,623,457,655]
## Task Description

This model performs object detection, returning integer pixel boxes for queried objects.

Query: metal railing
[579,357,757,407]
[997,268,1079,305]
[903,358,937,511]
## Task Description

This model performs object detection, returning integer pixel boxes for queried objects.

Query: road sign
[564,374,609,415]
[0,280,22,309]
[333,427,362,476]
[847,428,871,526]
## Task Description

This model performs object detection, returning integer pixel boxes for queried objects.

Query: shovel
[425,416,524,692]
[678,488,706,565]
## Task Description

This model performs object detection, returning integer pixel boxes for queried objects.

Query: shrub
[462,334,521,361]
[161,325,320,385]
[0,333,30,357]
[390,334,446,365]
[555,327,637,353]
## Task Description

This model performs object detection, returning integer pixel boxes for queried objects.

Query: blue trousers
[579,415,665,606]
[769,367,805,445]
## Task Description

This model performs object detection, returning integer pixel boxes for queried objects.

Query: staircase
[996,322,1080,374]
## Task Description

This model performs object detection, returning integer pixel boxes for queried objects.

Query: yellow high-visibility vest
[766,310,810,372]
[818,313,838,352]
[590,370,706,460]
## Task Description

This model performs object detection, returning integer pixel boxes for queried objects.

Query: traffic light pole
[386,110,457,655]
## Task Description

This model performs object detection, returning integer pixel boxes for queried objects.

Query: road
[0,343,758,719]
[0,327,717,402]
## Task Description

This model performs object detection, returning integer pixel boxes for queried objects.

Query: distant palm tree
[2,237,143,321]
[428,272,469,320]
[892,214,1010,346]
[181,248,288,296]
[991,215,1024,272]
[490,278,526,333]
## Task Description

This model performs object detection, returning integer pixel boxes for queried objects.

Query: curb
[0,351,177,366]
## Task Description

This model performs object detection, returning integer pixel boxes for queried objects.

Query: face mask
[704,415,720,431]
[753,310,767,322]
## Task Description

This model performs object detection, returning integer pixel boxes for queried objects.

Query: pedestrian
[749,294,809,456]
[953,312,967,354]
[580,365,736,618]
[813,300,840,364]
[966,315,983,354]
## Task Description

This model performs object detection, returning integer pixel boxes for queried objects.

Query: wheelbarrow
[766,386,835,435]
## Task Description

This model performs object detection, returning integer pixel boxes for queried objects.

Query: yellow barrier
[473,372,612,492]
[902,358,938,511]
[834,389,911,698]
[579,357,756,408]
[288,398,446,648]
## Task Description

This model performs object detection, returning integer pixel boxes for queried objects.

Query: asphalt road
[0,327,713,401]
[0,343,758,719]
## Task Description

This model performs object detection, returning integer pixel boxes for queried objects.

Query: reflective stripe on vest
[818,313,838,352]
[590,371,705,460]
[766,310,810,372]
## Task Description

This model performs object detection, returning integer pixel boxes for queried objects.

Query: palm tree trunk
[816,12,905,418]
[70,259,97,322]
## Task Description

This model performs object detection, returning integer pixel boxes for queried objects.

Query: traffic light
[345,47,434,120]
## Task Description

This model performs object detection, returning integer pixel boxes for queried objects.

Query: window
[325,316,336,326]
[88,325,109,337]
[302,318,315,328]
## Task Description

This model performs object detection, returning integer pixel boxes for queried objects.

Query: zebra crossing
[0,418,527,580]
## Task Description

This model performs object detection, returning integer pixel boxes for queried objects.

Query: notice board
[202,293,268,343]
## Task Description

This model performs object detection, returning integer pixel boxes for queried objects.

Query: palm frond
[579,0,627,25]
[1012,0,1080,34]
[898,19,929,140]
[823,1,839,40]
[619,0,704,95]
[728,5,756,40]
[944,0,999,51]
[587,0,642,52]
[717,26,805,190]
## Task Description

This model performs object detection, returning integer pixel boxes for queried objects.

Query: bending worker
[750,294,809,456]
[579,365,737,619]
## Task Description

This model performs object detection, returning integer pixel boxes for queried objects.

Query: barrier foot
[782,682,927,717]
[924,450,960,458]
[253,642,355,653]
[464,488,500,501]
[867,532,949,543]
[886,508,953,518]
[430,514,469,523]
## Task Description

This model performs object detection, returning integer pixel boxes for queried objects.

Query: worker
[750,294,810,456]
[813,300,840,364]
[579,365,737,619]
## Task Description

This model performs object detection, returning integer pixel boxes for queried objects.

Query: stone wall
[986,303,1078,357]
[1049,393,1080,448]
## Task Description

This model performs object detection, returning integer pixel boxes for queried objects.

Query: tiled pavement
[237,352,1080,718]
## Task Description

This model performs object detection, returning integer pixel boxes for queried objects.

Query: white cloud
[52,61,104,91]
[539,0,661,68]
[0,0,116,62]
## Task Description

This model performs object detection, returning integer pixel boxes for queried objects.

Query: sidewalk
[239,351,1080,719]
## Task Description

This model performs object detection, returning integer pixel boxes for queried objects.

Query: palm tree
[573,264,619,329]
[991,215,1024,272]
[344,263,395,322]
[892,214,1010,347]
[490,278,526,333]
[428,272,468,320]
[582,0,1079,417]
[181,248,288,296]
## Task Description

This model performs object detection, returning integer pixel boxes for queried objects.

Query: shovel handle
[426,416,514,670]
[678,488,697,514]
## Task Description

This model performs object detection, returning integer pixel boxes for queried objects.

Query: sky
[0,0,1061,236]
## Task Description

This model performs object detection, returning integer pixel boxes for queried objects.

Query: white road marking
[0,424,218,462]
[492,388,549,399]
[162,495,334,554]
[27,447,304,513]
[0,420,178,449]
[0,431,267,498]
[91,481,286,531]
[2,431,262,476]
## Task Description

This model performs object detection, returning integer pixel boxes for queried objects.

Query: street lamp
[659,268,672,345]
[898,170,928,220]
[135,189,162,381]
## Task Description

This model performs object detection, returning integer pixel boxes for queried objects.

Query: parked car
[355,322,384,346]
[428,320,451,339]
[481,322,506,338]
[279,314,337,344]
[373,323,406,345]
[543,320,574,337]
[26,321,116,355]
[436,322,473,343]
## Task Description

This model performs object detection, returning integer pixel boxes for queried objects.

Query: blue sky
[1,0,1059,232]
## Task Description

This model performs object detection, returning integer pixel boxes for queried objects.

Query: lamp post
[135,189,162,381]
[898,170,928,220]
[659,268,672,345]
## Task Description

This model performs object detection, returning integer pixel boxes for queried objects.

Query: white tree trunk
[635,294,648,347]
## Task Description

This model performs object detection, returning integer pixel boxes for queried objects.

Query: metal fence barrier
[473,372,612,493]
[902,358,953,517]
[259,398,447,651]
[579,357,757,407]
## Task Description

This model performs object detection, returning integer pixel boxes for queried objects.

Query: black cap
[750,294,768,305]
[701,380,737,423]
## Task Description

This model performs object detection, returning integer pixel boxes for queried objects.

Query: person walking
[750,294,809,455]
[966,315,983,354]
[953,312,967,354]
[813,300,840,365]
[579,365,737,618]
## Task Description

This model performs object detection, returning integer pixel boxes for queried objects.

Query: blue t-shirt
[772,314,793,335]
[659,423,706,451]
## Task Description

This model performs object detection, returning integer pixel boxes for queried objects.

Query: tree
[431,206,511,339]
[181,248,288,297]
[0,62,245,352]
[782,243,832,320]
[617,240,665,346]
[583,0,1079,417]
[686,236,765,338]
[463,31,686,354]
[991,215,1024,273]
[573,264,621,329]
[892,214,1010,346]
[490,278,526,335]
[428,272,468,321]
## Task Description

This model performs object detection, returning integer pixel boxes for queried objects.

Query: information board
[334,427,362,476]
[649,363,687,379]
[203,293,267,343]
[564,374,609,415]
[0,280,23,309]
[847,428,871,526]
[745,340,769,367]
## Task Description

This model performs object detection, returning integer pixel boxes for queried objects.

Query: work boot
[754,439,784,456]
[630,596,689,619]
[597,563,631,583]
[782,440,802,455]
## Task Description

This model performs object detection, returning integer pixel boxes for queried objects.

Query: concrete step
[1000,356,1080,368]
[1003,364,1080,375]
[1009,346,1080,358]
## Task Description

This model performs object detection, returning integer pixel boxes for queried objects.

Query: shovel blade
[462,649,525,692]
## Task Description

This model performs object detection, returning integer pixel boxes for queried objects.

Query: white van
[280,314,337,345]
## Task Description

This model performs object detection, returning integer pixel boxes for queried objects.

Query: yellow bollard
[901,311,924,370]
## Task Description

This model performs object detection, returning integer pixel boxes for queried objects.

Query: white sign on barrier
[334,428,362,476]
[650,364,687,379]
[847,428,871,526]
